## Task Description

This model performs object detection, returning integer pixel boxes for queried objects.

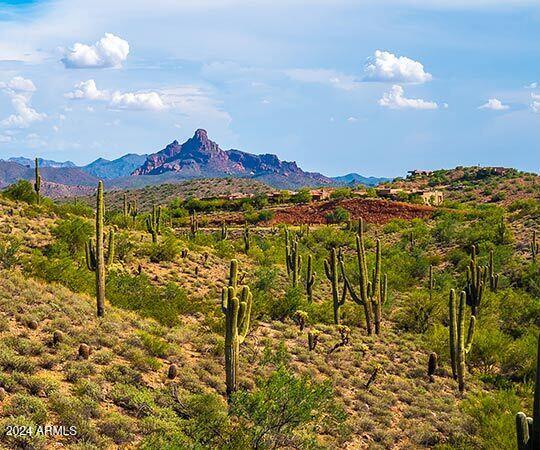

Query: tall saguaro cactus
[515,333,539,450]
[146,204,161,243]
[285,229,302,287]
[324,247,345,325]
[84,181,109,317]
[449,289,476,392]
[340,218,385,335]
[532,230,539,262]
[488,250,499,292]
[221,259,252,401]
[306,254,315,302]
[34,158,41,205]
[190,212,199,237]
[243,225,251,254]
[465,245,485,316]
[221,221,228,240]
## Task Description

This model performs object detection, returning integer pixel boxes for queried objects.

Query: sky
[0,0,538,177]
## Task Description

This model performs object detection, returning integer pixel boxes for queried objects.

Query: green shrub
[148,235,180,263]
[4,394,48,423]
[3,180,37,204]
[0,237,20,269]
[230,366,345,448]
[326,206,350,224]
[106,272,192,326]
[51,217,93,256]
[267,285,302,320]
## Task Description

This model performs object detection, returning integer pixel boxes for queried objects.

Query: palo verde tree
[222,259,253,401]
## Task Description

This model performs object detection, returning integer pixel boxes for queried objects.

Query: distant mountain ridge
[82,154,148,179]
[7,157,77,169]
[132,129,339,189]
[331,173,391,187]
[0,129,389,193]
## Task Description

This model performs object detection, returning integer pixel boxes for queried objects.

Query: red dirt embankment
[267,197,434,225]
[205,198,434,226]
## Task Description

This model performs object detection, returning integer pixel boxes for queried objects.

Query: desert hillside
[0,174,538,449]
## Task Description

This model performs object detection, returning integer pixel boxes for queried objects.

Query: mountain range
[0,129,388,195]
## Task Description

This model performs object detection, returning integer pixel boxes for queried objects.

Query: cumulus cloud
[0,134,12,143]
[0,76,36,93]
[62,33,129,69]
[525,82,538,89]
[65,79,110,100]
[1,76,46,128]
[378,85,438,110]
[364,50,432,84]
[110,91,166,111]
[478,98,509,110]
[531,93,540,113]
[65,79,167,111]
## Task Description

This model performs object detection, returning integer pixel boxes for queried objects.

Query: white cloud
[1,77,46,128]
[65,79,110,100]
[531,93,540,113]
[62,33,129,69]
[0,134,12,143]
[364,50,432,84]
[478,98,509,111]
[110,91,166,111]
[0,76,36,93]
[52,125,59,132]
[347,116,358,122]
[525,82,538,89]
[65,79,167,111]
[378,85,438,110]
[284,68,358,90]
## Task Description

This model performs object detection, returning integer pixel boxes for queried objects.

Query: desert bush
[3,180,37,204]
[53,201,94,218]
[147,235,180,263]
[106,272,192,326]
[99,411,137,444]
[51,217,93,256]
[326,206,350,224]
[138,331,170,358]
[266,285,302,320]
[393,291,443,333]
[0,237,20,269]
[4,393,48,423]
[230,366,346,448]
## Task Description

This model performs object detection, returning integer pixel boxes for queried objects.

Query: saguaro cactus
[324,247,346,324]
[221,259,252,401]
[146,205,161,243]
[449,289,476,392]
[488,250,499,292]
[85,181,107,317]
[285,229,302,287]
[306,254,315,302]
[34,158,41,205]
[515,333,539,450]
[532,230,539,262]
[428,265,435,300]
[123,193,129,221]
[190,212,199,237]
[221,222,228,240]
[428,352,438,382]
[243,225,251,254]
[465,245,485,316]
[340,218,385,335]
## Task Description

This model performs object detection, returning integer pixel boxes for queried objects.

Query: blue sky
[0,0,538,177]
